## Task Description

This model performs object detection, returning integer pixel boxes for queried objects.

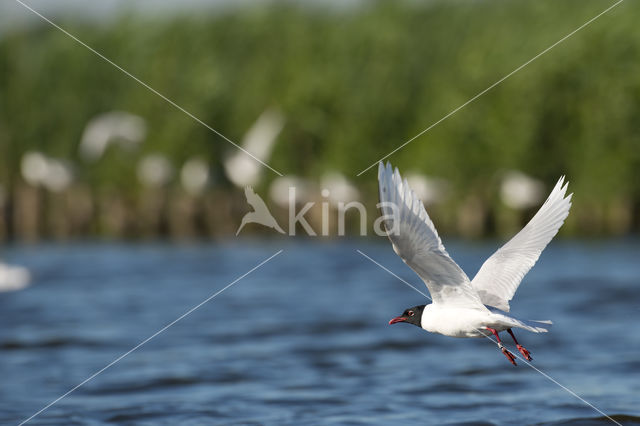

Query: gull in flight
[379,162,572,365]
[236,186,285,235]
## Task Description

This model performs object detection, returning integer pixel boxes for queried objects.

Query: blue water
[1,239,639,425]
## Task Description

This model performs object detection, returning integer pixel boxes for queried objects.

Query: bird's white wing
[378,162,486,310]
[471,176,572,311]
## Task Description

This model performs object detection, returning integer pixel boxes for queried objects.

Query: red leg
[507,328,532,361]
[486,327,517,366]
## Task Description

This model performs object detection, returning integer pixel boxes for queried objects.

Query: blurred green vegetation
[0,0,639,239]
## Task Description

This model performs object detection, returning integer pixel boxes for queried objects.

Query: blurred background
[0,0,638,242]
[1,1,640,425]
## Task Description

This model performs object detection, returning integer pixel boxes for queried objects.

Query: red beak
[389,316,407,325]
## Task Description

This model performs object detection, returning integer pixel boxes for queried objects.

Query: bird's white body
[421,304,494,337]
[378,161,572,359]
[421,304,550,338]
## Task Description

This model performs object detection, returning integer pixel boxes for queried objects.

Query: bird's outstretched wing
[471,176,572,311]
[378,162,486,310]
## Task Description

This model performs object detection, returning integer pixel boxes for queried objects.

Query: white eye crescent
[407,311,414,317]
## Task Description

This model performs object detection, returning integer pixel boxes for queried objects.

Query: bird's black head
[389,305,425,327]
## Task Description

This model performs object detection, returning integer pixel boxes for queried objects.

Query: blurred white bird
[137,154,174,187]
[181,157,210,195]
[320,172,360,204]
[0,262,30,292]
[79,111,146,161]
[500,170,545,210]
[21,151,74,192]
[380,162,572,365]
[405,172,449,206]
[224,109,285,188]
[268,175,314,208]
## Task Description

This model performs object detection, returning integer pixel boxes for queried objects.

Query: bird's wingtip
[378,161,395,181]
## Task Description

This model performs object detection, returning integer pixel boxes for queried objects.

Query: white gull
[379,162,572,365]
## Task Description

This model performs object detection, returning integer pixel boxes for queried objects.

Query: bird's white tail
[517,319,553,333]
[487,306,553,333]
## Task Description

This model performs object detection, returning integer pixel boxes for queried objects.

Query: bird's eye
[407,310,414,317]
